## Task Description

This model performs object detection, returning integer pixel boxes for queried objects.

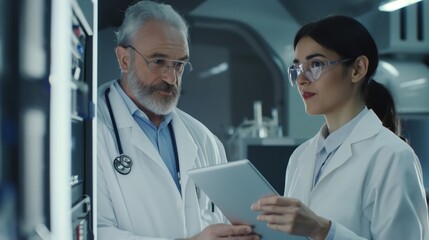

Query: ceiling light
[198,62,229,78]
[379,0,422,12]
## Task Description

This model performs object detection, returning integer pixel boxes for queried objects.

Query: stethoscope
[105,88,133,175]
[104,87,181,179]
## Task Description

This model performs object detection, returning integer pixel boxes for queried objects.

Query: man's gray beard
[127,67,180,115]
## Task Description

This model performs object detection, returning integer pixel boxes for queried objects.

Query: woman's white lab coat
[97,81,227,240]
[285,110,429,239]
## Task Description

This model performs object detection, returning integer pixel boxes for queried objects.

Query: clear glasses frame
[288,58,351,86]
[124,45,193,76]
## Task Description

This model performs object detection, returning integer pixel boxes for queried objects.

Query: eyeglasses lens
[288,66,298,86]
[288,64,323,86]
[308,66,321,81]
[149,60,193,76]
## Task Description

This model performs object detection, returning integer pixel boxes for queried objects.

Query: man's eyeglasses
[124,45,193,76]
[288,58,351,87]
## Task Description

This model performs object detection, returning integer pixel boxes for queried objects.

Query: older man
[97,1,259,240]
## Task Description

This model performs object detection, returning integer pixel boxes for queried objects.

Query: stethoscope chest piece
[114,154,133,175]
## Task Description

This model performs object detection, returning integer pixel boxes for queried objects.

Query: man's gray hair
[115,1,189,47]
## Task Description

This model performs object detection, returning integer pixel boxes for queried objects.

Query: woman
[251,15,428,240]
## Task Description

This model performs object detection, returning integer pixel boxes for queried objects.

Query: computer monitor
[233,138,301,195]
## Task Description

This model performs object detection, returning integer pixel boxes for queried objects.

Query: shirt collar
[113,80,173,129]
[316,107,369,153]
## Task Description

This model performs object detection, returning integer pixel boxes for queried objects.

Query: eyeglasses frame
[123,45,193,76]
[288,58,352,86]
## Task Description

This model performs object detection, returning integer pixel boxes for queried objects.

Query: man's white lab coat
[97,81,227,240]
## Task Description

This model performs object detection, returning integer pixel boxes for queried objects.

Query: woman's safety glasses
[288,58,351,86]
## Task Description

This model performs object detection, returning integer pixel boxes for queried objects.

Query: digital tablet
[187,159,305,240]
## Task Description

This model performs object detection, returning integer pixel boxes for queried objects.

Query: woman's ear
[115,46,130,73]
[351,55,369,83]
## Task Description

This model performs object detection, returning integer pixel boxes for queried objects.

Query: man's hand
[184,223,260,240]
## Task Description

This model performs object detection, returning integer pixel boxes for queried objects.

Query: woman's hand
[251,196,330,240]
[187,223,260,240]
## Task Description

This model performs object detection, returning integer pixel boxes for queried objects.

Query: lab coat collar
[313,109,383,188]
[105,82,136,129]
[169,111,198,190]
[294,110,382,201]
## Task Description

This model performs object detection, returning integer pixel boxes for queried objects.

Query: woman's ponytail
[364,79,405,140]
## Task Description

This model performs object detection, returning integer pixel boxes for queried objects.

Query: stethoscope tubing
[105,87,133,175]
[105,88,124,154]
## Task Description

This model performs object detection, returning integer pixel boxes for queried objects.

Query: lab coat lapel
[130,122,166,168]
[108,84,166,169]
[315,110,382,186]
[291,137,318,204]
[316,141,353,185]
[170,111,198,190]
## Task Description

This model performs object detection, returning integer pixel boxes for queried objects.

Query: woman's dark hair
[293,15,402,137]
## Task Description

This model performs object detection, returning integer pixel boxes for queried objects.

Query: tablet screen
[187,159,305,240]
